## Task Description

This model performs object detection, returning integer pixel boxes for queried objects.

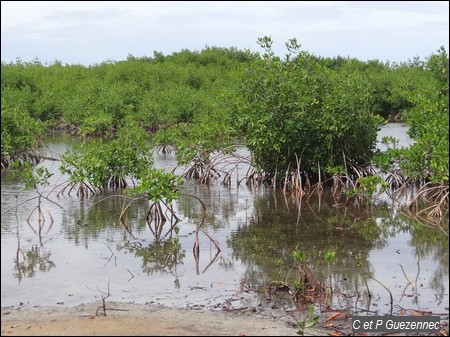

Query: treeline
[1,40,448,212]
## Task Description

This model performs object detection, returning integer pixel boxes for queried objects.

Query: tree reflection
[14,244,55,281]
[177,183,241,231]
[8,191,56,282]
[117,239,184,289]
[226,188,448,315]
[60,193,148,248]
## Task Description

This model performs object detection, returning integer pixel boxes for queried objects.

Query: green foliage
[2,46,249,141]
[11,160,53,191]
[127,167,182,203]
[1,63,44,161]
[426,46,449,96]
[60,121,153,190]
[403,48,449,185]
[346,175,389,207]
[239,37,384,184]
[372,47,449,186]
[275,258,285,266]
[356,175,388,198]
[323,249,336,265]
[295,304,319,336]
[380,136,399,150]
[293,249,307,264]
[1,42,447,219]
[366,65,418,119]
[324,164,346,176]
[1,105,43,159]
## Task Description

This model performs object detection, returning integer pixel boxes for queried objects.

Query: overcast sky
[1,1,449,66]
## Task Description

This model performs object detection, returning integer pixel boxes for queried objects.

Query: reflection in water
[1,127,448,319]
[226,189,448,315]
[118,240,185,287]
[15,244,55,281]
[6,197,56,283]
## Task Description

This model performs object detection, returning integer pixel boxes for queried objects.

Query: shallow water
[1,124,448,318]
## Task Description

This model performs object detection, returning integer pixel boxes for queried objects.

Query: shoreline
[1,301,310,336]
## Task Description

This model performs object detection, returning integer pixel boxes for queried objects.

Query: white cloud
[1,1,448,65]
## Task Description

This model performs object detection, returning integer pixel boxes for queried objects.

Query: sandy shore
[1,302,318,336]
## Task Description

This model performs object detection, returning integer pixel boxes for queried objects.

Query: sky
[1,1,449,66]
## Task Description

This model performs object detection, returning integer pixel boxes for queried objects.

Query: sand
[1,301,316,336]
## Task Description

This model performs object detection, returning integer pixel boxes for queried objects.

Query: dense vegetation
[239,37,385,187]
[1,39,448,224]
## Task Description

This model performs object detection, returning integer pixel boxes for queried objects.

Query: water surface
[1,124,448,318]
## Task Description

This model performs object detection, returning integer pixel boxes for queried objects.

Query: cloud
[1,1,448,65]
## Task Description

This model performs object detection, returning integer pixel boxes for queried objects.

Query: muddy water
[1,124,448,318]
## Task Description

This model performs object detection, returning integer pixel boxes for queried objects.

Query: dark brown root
[155,144,172,155]
[57,181,98,199]
[146,201,180,242]
[1,150,42,170]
